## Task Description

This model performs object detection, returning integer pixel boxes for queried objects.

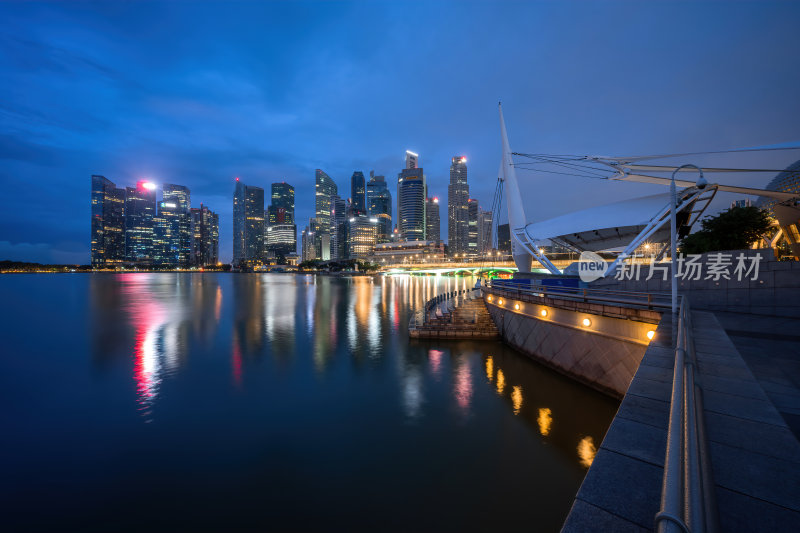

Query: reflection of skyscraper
[90,175,126,267]
[315,170,337,259]
[125,180,157,263]
[367,171,392,243]
[398,166,426,241]
[425,197,440,244]
[351,171,366,216]
[233,179,265,266]
[448,156,469,255]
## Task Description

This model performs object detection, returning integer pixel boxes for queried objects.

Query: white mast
[499,102,532,273]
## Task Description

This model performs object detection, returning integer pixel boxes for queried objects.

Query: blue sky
[1,0,799,263]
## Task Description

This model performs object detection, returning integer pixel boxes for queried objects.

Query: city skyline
[3,1,800,264]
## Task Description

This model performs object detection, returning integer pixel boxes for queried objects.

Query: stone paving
[561,311,800,533]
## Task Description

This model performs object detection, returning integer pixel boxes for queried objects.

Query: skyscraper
[468,198,479,256]
[190,204,219,266]
[398,167,426,241]
[315,169,337,259]
[162,184,191,266]
[405,150,418,170]
[302,219,316,262]
[478,207,493,254]
[347,215,378,260]
[366,171,392,243]
[268,182,294,224]
[125,180,157,264]
[233,179,265,266]
[90,175,126,267]
[497,223,511,255]
[447,156,469,255]
[425,197,441,244]
[351,171,366,216]
[330,194,346,259]
[265,182,296,261]
[153,200,184,267]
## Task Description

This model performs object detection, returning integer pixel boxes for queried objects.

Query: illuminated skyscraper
[125,180,158,264]
[478,208,493,253]
[191,204,219,266]
[315,169,337,259]
[405,150,418,170]
[153,201,183,266]
[425,197,441,244]
[233,179,265,266]
[302,219,316,262]
[162,184,191,266]
[448,156,469,255]
[330,194,347,259]
[398,167,426,241]
[468,198,479,255]
[366,171,392,243]
[265,181,296,261]
[351,171,366,216]
[347,215,378,260]
[268,182,294,224]
[90,175,126,267]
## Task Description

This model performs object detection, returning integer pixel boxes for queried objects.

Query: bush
[680,206,772,254]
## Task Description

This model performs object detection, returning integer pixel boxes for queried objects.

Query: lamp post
[670,164,705,315]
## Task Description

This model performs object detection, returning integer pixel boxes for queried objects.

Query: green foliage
[679,206,772,254]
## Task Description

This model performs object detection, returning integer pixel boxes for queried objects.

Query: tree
[679,206,772,255]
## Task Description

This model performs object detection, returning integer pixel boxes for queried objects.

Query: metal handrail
[409,288,480,330]
[486,279,671,310]
[655,298,718,533]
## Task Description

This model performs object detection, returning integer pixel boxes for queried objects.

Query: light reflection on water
[1,272,618,533]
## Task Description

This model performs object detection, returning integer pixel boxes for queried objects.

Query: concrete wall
[594,249,800,317]
[484,296,657,398]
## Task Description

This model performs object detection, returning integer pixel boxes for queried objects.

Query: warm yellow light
[647,330,655,340]
[540,309,548,317]
[538,408,552,436]
[487,295,492,302]
[514,303,520,310]
[498,299,504,305]
[582,318,592,327]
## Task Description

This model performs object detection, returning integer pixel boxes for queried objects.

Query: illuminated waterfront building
[265,182,296,261]
[370,240,444,263]
[425,197,441,244]
[315,169,337,259]
[162,184,191,266]
[397,166,426,241]
[233,179,265,266]
[330,194,347,260]
[90,175,126,267]
[190,204,219,266]
[367,171,392,243]
[301,220,316,262]
[405,150,418,170]
[347,215,378,260]
[153,201,183,266]
[269,182,295,224]
[447,156,470,255]
[478,207,493,253]
[125,180,158,264]
[468,198,479,255]
[351,171,366,216]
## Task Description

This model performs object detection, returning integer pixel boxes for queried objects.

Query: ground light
[647,330,656,340]
[582,318,592,327]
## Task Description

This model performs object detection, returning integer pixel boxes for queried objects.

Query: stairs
[410,292,500,339]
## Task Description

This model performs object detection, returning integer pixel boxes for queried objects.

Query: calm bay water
[1,273,617,532]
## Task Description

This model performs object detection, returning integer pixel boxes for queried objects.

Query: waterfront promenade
[461,260,800,532]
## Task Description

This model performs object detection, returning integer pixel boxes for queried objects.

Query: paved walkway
[562,311,800,532]
[714,311,800,439]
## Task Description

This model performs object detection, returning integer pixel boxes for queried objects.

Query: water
[0,273,618,532]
